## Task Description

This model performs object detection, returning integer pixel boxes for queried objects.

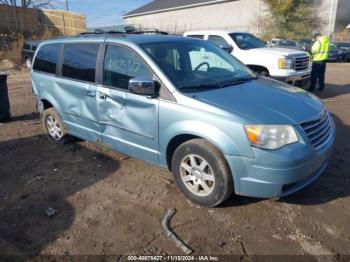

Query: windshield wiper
[222,77,257,85]
[180,77,257,91]
[179,83,222,90]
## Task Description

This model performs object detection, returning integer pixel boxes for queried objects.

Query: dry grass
[333,29,350,42]
[0,33,24,64]
[0,28,58,65]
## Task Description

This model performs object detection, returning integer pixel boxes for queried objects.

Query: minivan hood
[191,78,323,124]
[249,47,307,57]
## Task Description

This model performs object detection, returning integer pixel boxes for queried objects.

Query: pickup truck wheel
[42,108,68,143]
[171,139,234,207]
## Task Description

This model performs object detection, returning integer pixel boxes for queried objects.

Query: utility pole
[65,0,69,11]
[328,0,336,37]
[257,0,262,34]
[11,3,19,31]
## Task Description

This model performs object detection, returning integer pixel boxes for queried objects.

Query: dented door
[99,44,159,164]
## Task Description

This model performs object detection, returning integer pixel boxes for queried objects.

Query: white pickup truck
[184,30,311,87]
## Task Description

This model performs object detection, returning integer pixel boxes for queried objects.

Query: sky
[52,0,152,28]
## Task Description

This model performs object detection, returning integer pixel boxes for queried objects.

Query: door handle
[85,90,96,97]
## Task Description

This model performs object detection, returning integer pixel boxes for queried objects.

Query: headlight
[244,125,298,150]
[278,58,294,69]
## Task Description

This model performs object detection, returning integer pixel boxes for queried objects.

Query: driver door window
[103,45,152,90]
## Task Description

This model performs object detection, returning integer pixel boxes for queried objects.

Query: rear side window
[33,43,60,74]
[187,35,204,39]
[62,44,99,83]
[208,35,229,47]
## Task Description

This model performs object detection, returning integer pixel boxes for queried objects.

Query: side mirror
[219,44,233,53]
[128,77,157,96]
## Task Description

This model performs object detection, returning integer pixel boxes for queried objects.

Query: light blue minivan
[31,33,335,207]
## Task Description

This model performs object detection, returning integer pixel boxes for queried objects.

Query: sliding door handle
[85,90,96,97]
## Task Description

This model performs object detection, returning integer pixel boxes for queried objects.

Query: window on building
[62,44,99,83]
[103,45,152,90]
[33,43,60,74]
[208,35,229,47]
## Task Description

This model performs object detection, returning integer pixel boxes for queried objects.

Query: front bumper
[225,122,335,198]
[271,69,311,87]
[272,73,310,87]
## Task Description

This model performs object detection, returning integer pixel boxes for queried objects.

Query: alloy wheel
[179,154,215,197]
[47,115,64,141]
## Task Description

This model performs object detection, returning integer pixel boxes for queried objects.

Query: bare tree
[0,0,53,8]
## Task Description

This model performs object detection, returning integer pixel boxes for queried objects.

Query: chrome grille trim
[300,110,332,150]
[294,56,310,71]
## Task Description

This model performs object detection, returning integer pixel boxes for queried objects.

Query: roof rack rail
[132,29,168,35]
[78,28,169,36]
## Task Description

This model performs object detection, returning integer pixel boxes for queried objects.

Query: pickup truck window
[208,35,229,47]
[62,44,99,83]
[187,35,204,39]
[229,33,266,50]
[103,45,152,90]
[33,43,60,74]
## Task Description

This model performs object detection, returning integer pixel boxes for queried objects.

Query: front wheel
[255,70,269,77]
[171,139,234,207]
[42,108,68,143]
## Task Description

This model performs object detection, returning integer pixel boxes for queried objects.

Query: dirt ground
[0,64,350,258]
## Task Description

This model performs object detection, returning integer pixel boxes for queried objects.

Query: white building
[124,0,350,36]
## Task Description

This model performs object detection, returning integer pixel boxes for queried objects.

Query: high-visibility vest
[311,36,330,62]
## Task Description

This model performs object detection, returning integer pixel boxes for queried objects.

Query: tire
[42,108,68,143]
[256,70,269,77]
[171,139,234,207]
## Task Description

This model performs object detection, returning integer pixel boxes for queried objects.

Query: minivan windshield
[229,33,266,50]
[141,40,256,92]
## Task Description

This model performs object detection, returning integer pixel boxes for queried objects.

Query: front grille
[300,110,332,150]
[294,56,310,71]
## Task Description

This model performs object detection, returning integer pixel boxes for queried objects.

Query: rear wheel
[42,108,68,143]
[171,139,234,207]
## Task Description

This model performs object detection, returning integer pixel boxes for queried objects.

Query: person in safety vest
[309,33,330,91]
